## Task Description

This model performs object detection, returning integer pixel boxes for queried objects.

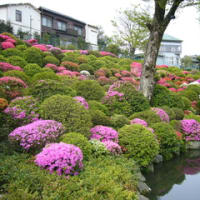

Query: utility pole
[30,15,33,38]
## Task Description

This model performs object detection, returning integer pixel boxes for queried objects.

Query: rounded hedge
[59,132,93,160]
[151,85,184,108]
[23,47,43,66]
[111,114,130,129]
[181,96,191,110]
[31,71,60,83]
[151,122,181,160]
[171,107,184,120]
[119,124,159,167]
[2,48,23,57]
[43,55,60,66]
[80,63,94,74]
[88,100,109,116]
[31,79,76,102]
[24,63,42,77]
[0,55,8,62]
[75,80,105,101]
[179,89,199,101]
[39,95,92,136]
[160,106,176,121]
[129,110,161,125]
[8,56,27,68]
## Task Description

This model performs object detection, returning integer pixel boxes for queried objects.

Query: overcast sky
[0,0,200,57]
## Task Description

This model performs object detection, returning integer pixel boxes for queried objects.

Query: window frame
[42,16,52,28]
[16,10,22,22]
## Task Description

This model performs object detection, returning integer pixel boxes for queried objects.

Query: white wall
[0,7,7,22]
[0,4,41,36]
[85,24,98,50]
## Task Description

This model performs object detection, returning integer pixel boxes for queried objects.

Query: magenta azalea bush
[102,140,122,155]
[0,62,22,72]
[73,96,89,109]
[0,76,27,88]
[9,120,64,150]
[90,125,119,142]
[181,119,200,141]
[35,142,83,176]
[1,41,15,49]
[152,107,169,123]
[130,118,148,127]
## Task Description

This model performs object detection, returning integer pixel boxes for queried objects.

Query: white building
[0,3,41,37]
[157,34,182,67]
[85,24,98,50]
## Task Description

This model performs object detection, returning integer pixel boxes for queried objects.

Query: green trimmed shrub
[117,82,150,113]
[8,56,27,68]
[39,95,92,136]
[184,113,200,122]
[62,52,79,63]
[181,96,191,110]
[129,110,161,125]
[80,63,94,74]
[89,109,111,126]
[171,107,184,120]
[88,100,109,115]
[151,122,181,160]
[179,89,199,101]
[2,48,23,57]
[16,45,27,51]
[59,132,93,160]
[24,63,42,77]
[119,124,159,167]
[151,85,184,108]
[89,59,106,71]
[170,120,182,132]
[31,79,76,102]
[43,55,60,66]
[77,55,88,64]
[160,106,176,121]
[3,70,29,84]
[41,67,54,73]
[61,61,80,71]
[0,55,7,62]
[75,80,105,101]
[187,85,200,95]
[23,47,43,66]
[88,50,102,57]
[111,114,130,129]
[31,71,60,83]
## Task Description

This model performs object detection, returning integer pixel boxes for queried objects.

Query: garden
[0,32,200,200]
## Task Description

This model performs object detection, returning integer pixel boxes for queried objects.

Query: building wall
[85,25,98,50]
[0,4,41,35]
[0,8,7,22]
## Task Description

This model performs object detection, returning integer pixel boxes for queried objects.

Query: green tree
[140,0,200,100]
[181,55,193,69]
[0,21,13,34]
[111,5,151,57]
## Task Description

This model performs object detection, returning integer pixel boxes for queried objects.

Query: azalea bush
[90,125,119,142]
[152,107,169,123]
[89,139,109,156]
[3,70,29,84]
[35,142,83,176]
[181,119,200,141]
[24,63,42,77]
[111,114,130,129]
[8,56,27,68]
[119,124,159,167]
[0,62,22,72]
[73,96,89,109]
[102,140,122,155]
[9,120,64,150]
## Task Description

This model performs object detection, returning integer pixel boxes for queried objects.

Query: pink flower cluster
[0,76,27,88]
[130,118,148,127]
[9,120,64,150]
[35,142,83,176]
[90,125,119,142]
[0,62,22,72]
[181,119,200,141]
[152,107,169,123]
[73,96,89,109]
[25,39,37,45]
[102,140,122,155]
[99,51,117,57]
[130,62,142,77]
[57,70,80,77]
[1,41,15,49]
[33,44,48,51]
[44,63,58,71]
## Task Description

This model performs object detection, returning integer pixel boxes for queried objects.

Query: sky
[0,0,200,57]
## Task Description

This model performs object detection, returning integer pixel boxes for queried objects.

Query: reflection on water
[144,151,200,200]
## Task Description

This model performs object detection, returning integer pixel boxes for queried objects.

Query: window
[16,10,22,22]
[42,16,52,28]
[57,21,66,31]
[74,26,82,35]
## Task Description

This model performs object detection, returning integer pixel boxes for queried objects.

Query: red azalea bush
[61,61,80,71]
[0,62,22,72]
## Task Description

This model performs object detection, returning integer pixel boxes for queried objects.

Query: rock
[186,141,200,150]
[136,171,146,182]
[138,194,150,200]
[153,154,163,164]
[80,70,90,76]
[137,181,151,194]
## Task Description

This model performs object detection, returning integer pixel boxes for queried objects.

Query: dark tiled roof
[39,6,86,25]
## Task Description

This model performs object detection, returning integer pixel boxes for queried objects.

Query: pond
[144,151,200,200]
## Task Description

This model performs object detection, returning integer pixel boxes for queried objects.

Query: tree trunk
[139,29,164,100]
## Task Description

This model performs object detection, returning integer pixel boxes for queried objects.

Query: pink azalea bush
[1,41,15,49]
[0,76,27,88]
[99,51,116,57]
[73,96,89,109]
[130,118,148,127]
[33,44,48,51]
[181,119,200,141]
[35,142,83,176]
[130,62,142,77]
[0,62,22,72]
[102,140,122,155]
[152,107,169,123]
[44,63,58,71]
[90,125,119,142]
[9,120,64,150]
